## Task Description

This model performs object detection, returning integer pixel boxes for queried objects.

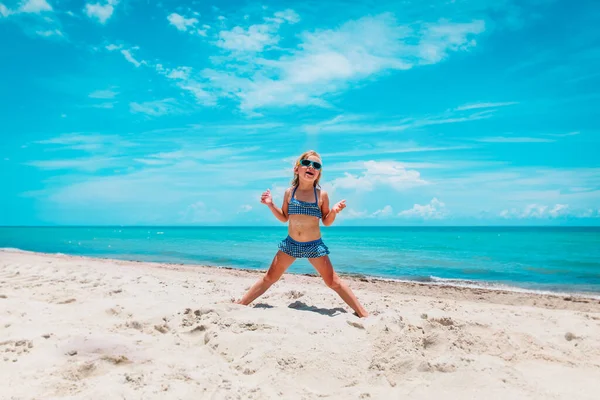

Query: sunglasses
[299,159,322,170]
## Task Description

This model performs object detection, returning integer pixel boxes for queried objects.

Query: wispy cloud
[1,0,64,38]
[27,133,134,172]
[323,144,473,158]
[476,136,555,143]
[147,12,485,112]
[129,98,185,117]
[156,65,217,106]
[111,11,485,113]
[456,101,519,111]
[89,88,118,99]
[34,133,132,152]
[35,28,62,37]
[84,0,118,24]
[106,44,145,67]
[0,4,10,17]
[26,157,120,172]
[205,14,485,112]
[548,131,580,137]
[121,49,142,67]
[305,109,492,135]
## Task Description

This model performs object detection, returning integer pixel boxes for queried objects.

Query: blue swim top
[288,186,322,219]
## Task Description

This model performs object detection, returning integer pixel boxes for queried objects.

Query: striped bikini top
[288,186,322,219]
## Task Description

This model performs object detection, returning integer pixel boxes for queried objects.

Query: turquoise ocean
[1,227,599,295]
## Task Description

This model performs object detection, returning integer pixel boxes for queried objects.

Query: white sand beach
[1,249,599,399]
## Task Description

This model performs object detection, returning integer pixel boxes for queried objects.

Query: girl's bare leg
[236,251,296,306]
[308,255,369,318]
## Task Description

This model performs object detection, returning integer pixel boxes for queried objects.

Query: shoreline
[3,248,600,312]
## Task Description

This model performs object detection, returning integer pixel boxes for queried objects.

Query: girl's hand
[332,199,346,214]
[260,189,273,206]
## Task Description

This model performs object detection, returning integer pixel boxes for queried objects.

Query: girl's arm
[266,188,291,223]
[321,190,346,226]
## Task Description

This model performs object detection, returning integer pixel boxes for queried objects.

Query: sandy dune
[1,249,599,399]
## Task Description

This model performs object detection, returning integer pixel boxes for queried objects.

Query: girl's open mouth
[305,171,315,177]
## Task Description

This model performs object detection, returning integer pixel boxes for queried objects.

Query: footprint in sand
[60,354,133,382]
[286,290,304,299]
[1,339,34,362]
[124,373,145,389]
[277,356,303,370]
[366,312,467,385]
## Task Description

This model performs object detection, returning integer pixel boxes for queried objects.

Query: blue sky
[1,0,599,226]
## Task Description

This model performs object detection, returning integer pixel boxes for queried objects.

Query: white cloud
[476,136,555,143]
[105,43,121,51]
[330,160,428,191]
[20,0,52,14]
[167,13,198,31]
[372,205,393,217]
[217,24,279,52]
[399,198,446,219]
[416,19,485,64]
[275,9,300,24]
[215,8,300,52]
[166,66,192,80]
[456,101,518,111]
[85,0,118,24]
[549,204,569,217]
[130,98,183,117]
[89,88,118,99]
[500,203,571,219]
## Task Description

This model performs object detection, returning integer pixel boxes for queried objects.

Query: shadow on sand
[253,303,274,309]
[287,300,348,317]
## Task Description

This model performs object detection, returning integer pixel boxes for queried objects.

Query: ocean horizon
[2,226,599,296]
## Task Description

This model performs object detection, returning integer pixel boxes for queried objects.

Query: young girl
[236,150,369,318]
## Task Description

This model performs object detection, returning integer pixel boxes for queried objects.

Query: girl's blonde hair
[291,150,322,188]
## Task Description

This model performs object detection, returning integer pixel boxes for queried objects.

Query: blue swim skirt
[278,236,330,258]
